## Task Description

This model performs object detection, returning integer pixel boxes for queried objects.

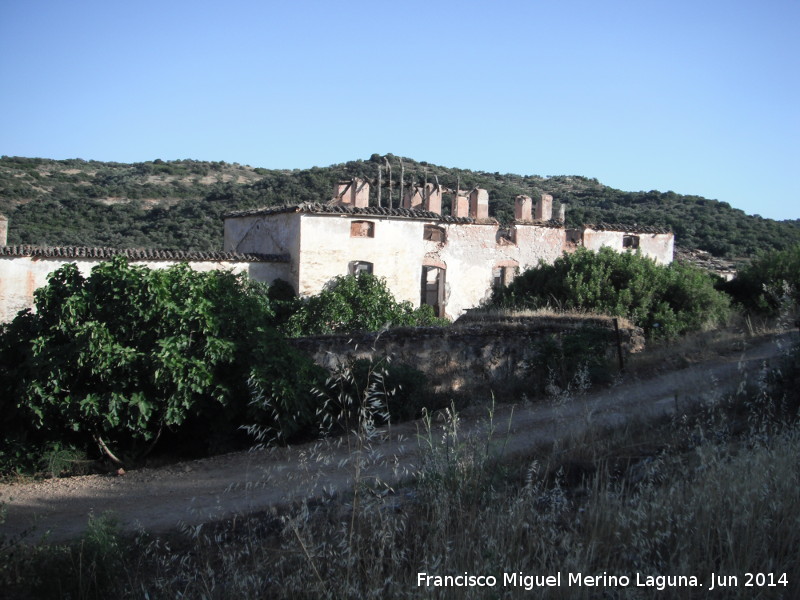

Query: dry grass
[626,320,791,379]
[3,337,798,599]
[458,307,637,330]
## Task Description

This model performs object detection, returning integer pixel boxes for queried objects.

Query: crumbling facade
[223,179,674,319]
[576,225,675,262]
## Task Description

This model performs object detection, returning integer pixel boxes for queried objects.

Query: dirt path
[2,332,795,544]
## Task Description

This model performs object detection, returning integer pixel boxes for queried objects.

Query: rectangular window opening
[350,220,375,238]
[493,266,516,290]
[349,260,373,276]
[622,235,640,249]
[423,225,446,243]
[420,266,446,318]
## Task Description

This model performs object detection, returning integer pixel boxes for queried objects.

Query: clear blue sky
[1,0,797,220]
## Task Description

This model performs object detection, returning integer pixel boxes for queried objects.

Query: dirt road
[2,332,795,544]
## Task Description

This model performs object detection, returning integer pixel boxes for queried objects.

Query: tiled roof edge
[223,202,478,224]
[0,246,288,263]
[580,222,673,234]
[513,219,565,229]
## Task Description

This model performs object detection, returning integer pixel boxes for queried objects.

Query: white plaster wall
[0,257,51,322]
[224,213,301,289]
[436,223,500,316]
[224,214,299,256]
[247,261,293,285]
[293,216,517,318]
[296,215,428,305]
[640,233,674,265]
[513,226,566,270]
[0,257,282,323]
[292,217,572,319]
[582,229,621,254]
[582,229,674,265]
[434,225,566,316]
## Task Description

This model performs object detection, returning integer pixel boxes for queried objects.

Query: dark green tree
[0,257,322,467]
[492,247,731,339]
[283,272,446,336]
[721,245,800,316]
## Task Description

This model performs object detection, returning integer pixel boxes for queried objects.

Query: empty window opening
[493,266,516,290]
[349,261,373,276]
[420,266,446,318]
[622,235,640,249]
[566,229,583,245]
[350,220,375,238]
[423,225,446,243]
[496,228,515,245]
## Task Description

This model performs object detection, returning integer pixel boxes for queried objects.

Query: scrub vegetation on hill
[2,155,798,259]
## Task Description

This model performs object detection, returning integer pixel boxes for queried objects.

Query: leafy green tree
[283,273,446,336]
[721,245,800,315]
[492,247,730,339]
[0,257,322,466]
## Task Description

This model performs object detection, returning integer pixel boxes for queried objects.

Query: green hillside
[1,154,797,259]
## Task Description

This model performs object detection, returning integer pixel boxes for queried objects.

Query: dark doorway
[421,266,446,318]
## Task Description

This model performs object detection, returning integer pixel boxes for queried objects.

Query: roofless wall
[0,246,288,322]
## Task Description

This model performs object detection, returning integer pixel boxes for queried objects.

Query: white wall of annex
[0,257,275,323]
[224,213,301,289]
[582,229,674,265]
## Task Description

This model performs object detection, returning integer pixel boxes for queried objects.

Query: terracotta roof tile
[582,222,673,234]
[223,202,479,223]
[0,246,288,262]
[513,219,565,229]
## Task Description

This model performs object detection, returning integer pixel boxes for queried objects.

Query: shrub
[721,244,800,316]
[1,512,123,599]
[492,247,731,339]
[283,272,447,337]
[0,257,323,470]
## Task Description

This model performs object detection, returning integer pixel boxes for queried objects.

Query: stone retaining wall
[290,316,645,395]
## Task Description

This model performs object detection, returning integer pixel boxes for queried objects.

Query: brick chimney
[469,188,489,220]
[535,193,553,221]
[514,195,532,221]
[424,182,442,214]
[452,192,470,218]
[352,178,369,207]
[402,185,425,210]
[333,178,370,207]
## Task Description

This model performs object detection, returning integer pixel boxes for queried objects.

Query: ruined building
[0,180,673,322]
[223,179,674,319]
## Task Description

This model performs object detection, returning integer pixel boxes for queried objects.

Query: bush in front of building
[491,247,731,339]
[0,257,324,473]
[282,272,447,337]
[720,244,800,317]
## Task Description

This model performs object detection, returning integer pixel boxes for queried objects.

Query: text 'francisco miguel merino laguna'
[417,572,708,591]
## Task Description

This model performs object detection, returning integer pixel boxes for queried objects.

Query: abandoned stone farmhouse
[222,179,674,318]
[0,181,673,322]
